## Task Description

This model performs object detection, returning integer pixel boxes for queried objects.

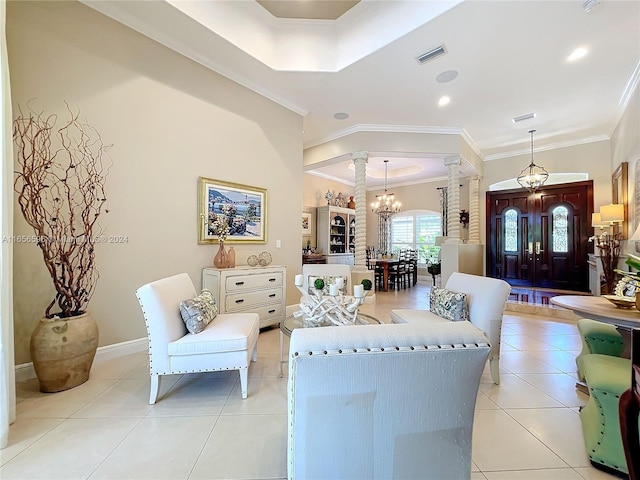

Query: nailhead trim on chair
[292,342,490,357]
[587,385,625,471]
[135,291,251,375]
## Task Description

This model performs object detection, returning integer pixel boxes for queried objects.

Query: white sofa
[391,272,511,385]
[287,321,490,480]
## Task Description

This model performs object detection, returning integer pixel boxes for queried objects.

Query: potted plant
[13,105,110,392]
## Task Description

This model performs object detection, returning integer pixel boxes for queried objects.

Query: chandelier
[371,160,401,218]
[517,129,548,192]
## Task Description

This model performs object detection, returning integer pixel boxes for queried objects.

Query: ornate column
[468,175,481,244]
[352,151,368,270]
[444,155,462,244]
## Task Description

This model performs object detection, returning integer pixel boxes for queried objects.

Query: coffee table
[279,312,381,377]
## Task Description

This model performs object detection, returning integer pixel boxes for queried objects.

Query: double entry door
[486,181,593,291]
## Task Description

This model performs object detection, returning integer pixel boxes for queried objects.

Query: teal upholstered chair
[580,354,633,475]
[576,318,624,381]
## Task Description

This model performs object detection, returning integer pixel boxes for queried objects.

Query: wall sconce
[459,210,469,228]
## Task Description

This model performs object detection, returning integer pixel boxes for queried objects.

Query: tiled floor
[0,280,622,479]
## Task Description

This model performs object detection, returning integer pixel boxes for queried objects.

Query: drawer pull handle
[269,294,276,298]
[268,278,276,282]
[235,299,245,304]
[235,281,245,286]
[268,309,276,314]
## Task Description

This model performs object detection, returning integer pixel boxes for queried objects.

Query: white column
[468,175,481,244]
[445,156,462,244]
[352,151,368,270]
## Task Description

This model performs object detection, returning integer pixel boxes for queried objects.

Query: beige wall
[7,1,303,364]
[610,85,640,239]
[480,140,612,243]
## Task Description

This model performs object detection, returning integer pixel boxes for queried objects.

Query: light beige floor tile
[91,353,148,379]
[0,418,63,466]
[502,335,562,351]
[250,353,287,378]
[574,466,621,479]
[502,323,557,336]
[145,374,236,417]
[479,374,563,409]
[0,418,140,479]
[15,378,118,418]
[516,373,589,408]
[190,414,287,479]
[483,468,584,479]
[500,351,564,374]
[472,410,568,471]
[89,416,217,479]
[535,334,584,351]
[472,472,489,480]
[475,391,500,410]
[222,376,287,415]
[257,327,284,356]
[71,379,162,418]
[526,350,581,375]
[505,408,591,467]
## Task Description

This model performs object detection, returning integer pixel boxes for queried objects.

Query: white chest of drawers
[202,266,286,328]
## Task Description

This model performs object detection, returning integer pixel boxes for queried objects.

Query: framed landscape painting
[198,177,267,244]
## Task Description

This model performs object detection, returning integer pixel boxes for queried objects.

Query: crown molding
[304,124,466,150]
[483,134,610,161]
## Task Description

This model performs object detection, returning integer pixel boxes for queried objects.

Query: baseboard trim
[14,337,148,383]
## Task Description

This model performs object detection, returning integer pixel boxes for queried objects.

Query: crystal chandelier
[517,129,548,192]
[371,160,401,218]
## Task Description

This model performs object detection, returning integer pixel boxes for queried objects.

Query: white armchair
[391,272,511,385]
[135,273,259,404]
[287,321,490,480]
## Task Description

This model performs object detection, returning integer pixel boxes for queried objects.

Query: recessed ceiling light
[567,47,588,62]
[438,96,450,107]
[333,112,349,120]
[436,70,459,83]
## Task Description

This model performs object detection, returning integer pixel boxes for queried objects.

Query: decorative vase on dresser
[213,241,229,268]
[202,265,286,328]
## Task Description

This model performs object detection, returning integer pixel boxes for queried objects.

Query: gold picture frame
[198,177,267,244]
[612,162,628,239]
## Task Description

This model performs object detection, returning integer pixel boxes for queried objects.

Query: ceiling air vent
[512,112,537,123]
[415,45,447,65]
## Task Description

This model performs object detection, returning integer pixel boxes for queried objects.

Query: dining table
[370,258,400,292]
[552,294,640,360]
[551,294,640,393]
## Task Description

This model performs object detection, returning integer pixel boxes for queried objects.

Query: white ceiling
[82,0,640,190]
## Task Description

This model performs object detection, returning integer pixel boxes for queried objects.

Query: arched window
[504,208,518,252]
[552,206,569,253]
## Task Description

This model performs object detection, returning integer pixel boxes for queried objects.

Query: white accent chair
[288,321,490,480]
[135,273,259,404]
[391,272,511,385]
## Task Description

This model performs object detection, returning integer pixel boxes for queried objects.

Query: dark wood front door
[486,181,593,292]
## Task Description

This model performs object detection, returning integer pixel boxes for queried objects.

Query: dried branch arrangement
[13,105,111,318]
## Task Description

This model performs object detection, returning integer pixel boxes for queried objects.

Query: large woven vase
[30,311,99,393]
